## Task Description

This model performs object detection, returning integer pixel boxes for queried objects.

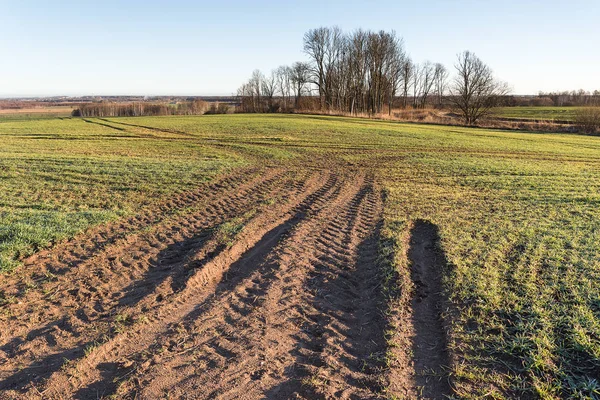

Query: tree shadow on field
[73,362,131,400]
[0,338,94,393]
[408,220,452,399]
[116,228,218,310]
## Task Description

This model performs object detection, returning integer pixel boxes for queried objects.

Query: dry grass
[294,107,579,134]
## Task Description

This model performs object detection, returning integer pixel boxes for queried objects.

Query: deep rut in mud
[407,221,451,399]
[0,168,452,399]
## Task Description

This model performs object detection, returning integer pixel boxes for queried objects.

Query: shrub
[575,107,600,134]
[205,102,231,114]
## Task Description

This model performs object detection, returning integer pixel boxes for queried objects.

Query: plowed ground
[1,165,438,399]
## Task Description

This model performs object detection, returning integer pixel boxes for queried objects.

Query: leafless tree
[434,63,448,105]
[412,63,421,108]
[401,58,413,108]
[262,70,277,111]
[364,30,405,114]
[303,26,344,110]
[347,29,369,114]
[249,70,264,112]
[290,61,311,108]
[417,61,436,108]
[448,51,509,124]
[237,27,442,115]
[275,65,292,111]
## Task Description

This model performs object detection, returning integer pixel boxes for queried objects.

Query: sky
[1,0,599,97]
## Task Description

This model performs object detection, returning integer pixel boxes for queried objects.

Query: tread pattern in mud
[0,169,401,400]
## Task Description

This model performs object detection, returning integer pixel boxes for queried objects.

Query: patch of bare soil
[0,166,453,399]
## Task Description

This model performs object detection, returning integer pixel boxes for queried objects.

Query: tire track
[110,172,361,399]
[12,170,340,399]
[98,118,196,138]
[96,173,389,400]
[0,168,313,396]
[0,166,405,400]
[1,167,258,298]
[266,175,387,400]
[0,168,278,339]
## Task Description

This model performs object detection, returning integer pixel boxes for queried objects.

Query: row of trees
[72,100,214,117]
[537,90,600,107]
[237,63,312,113]
[237,26,508,124]
[238,28,451,115]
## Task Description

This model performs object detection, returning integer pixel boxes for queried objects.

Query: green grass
[1,113,599,398]
[495,106,582,121]
[0,116,243,270]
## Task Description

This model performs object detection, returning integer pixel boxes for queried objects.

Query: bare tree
[448,51,509,124]
[290,61,311,108]
[347,29,369,114]
[250,70,264,112]
[401,58,413,108]
[237,27,424,115]
[304,26,344,110]
[262,70,277,111]
[412,63,421,108]
[275,65,292,111]
[418,61,436,108]
[434,63,448,106]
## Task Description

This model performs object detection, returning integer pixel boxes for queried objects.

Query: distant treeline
[237,26,600,119]
[236,26,510,120]
[238,27,444,115]
[534,90,600,107]
[501,91,600,107]
[72,100,231,117]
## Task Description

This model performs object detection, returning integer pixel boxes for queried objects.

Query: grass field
[1,114,599,399]
[495,106,582,121]
[0,116,242,270]
[0,106,75,121]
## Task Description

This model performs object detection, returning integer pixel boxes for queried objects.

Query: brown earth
[0,165,452,399]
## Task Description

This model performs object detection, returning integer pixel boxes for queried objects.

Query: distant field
[495,106,581,121]
[1,114,599,399]
[0,106,75,121]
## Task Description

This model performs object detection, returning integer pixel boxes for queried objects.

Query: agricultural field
[0,106,75,121]
[494,106,581,122]
[0,114,599,399]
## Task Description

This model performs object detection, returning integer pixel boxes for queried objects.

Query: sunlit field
[495,106,582,121]
[1,114,599,398]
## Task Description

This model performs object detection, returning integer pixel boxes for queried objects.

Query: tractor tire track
[4,169,338,399]
[0,168,316,396]
[86,172,389,400]
[107,172,363,400]
[0,167,413,400]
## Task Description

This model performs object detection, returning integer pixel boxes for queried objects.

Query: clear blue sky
[1,0,598,97]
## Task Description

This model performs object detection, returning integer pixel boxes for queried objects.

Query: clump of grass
[214,219,245,247]
[214,210,257,247]
[113,313,134,334]
[0,290,16,307]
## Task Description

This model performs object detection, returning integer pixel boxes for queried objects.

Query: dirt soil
[0,165,451,399]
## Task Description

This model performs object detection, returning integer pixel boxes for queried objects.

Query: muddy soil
[0,166,451,399]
